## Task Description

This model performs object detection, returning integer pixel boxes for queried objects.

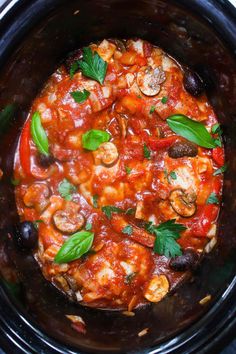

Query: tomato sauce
[13,39,224,310]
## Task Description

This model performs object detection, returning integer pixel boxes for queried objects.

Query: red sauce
[13,39,224,310]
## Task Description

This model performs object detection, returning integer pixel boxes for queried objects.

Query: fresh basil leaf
[125,208,135,215]
[150,106,155,114]
[125,166,132,174]
[54,231,94,264]
[161,96,168,104]
[58,179,77,201]
[167,114,217,148]
[70,89,90,104]
[146,219,186,258]
[30,111,49,155]
[143,143,151,159]
[82,129,110,151]
[102,205,124,219]
[85,222,92,231]
[206,192,219,205]
[79,47,108,85]
[70,61,80,79]
[213,164,227,176]
[92,195,99,208]
[122,225,133,235]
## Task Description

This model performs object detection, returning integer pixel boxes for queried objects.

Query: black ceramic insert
[0,1,236,353]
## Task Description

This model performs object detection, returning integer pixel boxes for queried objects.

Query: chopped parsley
[70,89,90,103]
[213,164,227,176]
[78,47,108,84]
[149,106,156,114]
[125,166,132,175]
[92,194,99,208]
[85,222,92,231]
[145,219,186,258]
[161,96,168,104]
[124,272,137,284]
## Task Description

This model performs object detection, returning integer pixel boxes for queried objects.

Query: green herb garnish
[102,205,124,219]
[206,192,219,205]
[125,208,136,215]
[54,231,94,264]
[70,89,90,104]
[70,61,80,79]
[213,164,227,176]
[85,222,92,231]
[161,96,168,104]
[11,178,20,186]
[82,129,110,151]
[92,195,99,208]
[143,143,151,159]
[149,106,156,114]
[167,114,218,149]
[169,171,177,180]
[124,272,137,284]
[122,225,133,236]
[31,111,49,156]
[146,219,186,258]
[58,179,77,201]
[125,166,132,175]
[79,47,108,84]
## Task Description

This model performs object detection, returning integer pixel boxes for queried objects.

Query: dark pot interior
[0,0,236,353]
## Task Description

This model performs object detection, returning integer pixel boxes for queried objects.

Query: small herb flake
[125,166,132,175]
[70,89,90,104]
[11,178,20,186]
[124,272,137,284]
[212,123,222,136]
[79,47,108,85]
[102,205,123,219]
[33,219,43,229]
[58,179,77,201]
[143,143,151,159]
[213,164,227,176]
[70,61,80,79]
[161,96,168,104]
[145,219,186,258]
[206,192,219,205]
[92,195,99,208]
[149,106,156,114]
[122,225,133,236]
[169,171,177,180]
[85,222,92,231]
[125,208,135,215]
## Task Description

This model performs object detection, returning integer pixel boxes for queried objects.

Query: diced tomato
[189,204,219,237]
[19,120,31,176]
[148,136,178,150]
[212,147,224,167]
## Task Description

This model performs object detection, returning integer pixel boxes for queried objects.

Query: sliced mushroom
[169,249,200,271]
[136,66,166,96]
[23,183,50,212]
[53,205,85,234]
[144,275,169,302]
[93,142,119,166]
[168,141,198,158]
[169,189,196,217]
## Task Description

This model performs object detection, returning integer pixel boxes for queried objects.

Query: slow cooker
[0,0,236,353]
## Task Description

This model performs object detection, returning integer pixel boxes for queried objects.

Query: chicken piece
[23,183,50,212]
[144,275,169,302]
[136,66,166,96]
[53,203,85,233]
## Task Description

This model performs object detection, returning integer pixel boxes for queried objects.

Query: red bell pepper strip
[19,120,31,176]
[212,147,224,167]
[148,136,178,150]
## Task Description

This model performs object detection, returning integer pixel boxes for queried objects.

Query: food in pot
[13,38,224,310]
